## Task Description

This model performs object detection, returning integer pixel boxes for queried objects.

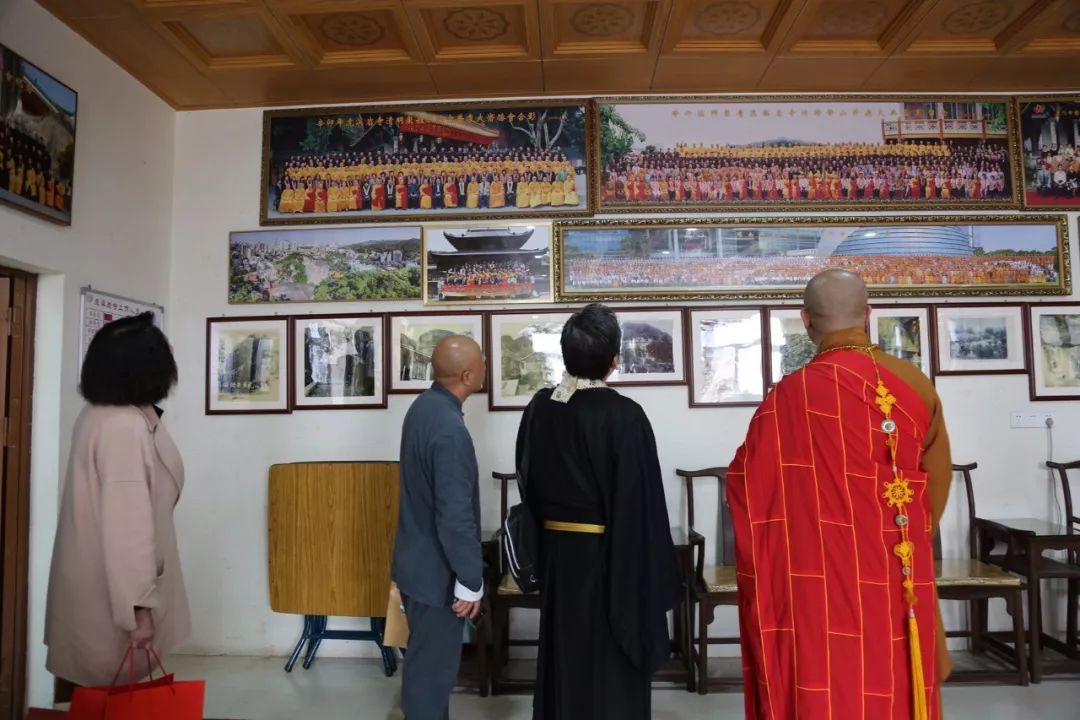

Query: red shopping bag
[69,648,204,720]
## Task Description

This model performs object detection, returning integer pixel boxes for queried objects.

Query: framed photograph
[687,308,765,407]
[262,101,593,225]
[1015,97,1080,209]
[206,317,291,415]
[423,222,553,306]
[595,96,1018,212]
[608,308,685,386]
[554,216,1070,302]
[293,314,386,410]
[1028,303,1080,401]
[0,43,77,225]
[933,304,1027,376]
[869,305,932,377]
[229,226,421,304]
[767,307,813,385]
[488,311,573,411]
[390,312,485,394]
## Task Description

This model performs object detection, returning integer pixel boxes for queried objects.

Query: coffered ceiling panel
[147,5,303,70]
[1005,0,1080,53]
[899,0,1027,52]
[405,0,540,61]
[662,0,795,53]
[33,0,1080,108]
[540,0,668,56]
[782,0,929,53]
[278,4,419,65]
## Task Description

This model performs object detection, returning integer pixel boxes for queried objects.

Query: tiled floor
[167,655,1080,720]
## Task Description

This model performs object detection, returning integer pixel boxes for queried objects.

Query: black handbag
[500,403,540,594]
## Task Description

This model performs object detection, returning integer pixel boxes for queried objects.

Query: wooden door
[0,268,35,720]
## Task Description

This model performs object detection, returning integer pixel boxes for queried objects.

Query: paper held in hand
[384,582,409,648]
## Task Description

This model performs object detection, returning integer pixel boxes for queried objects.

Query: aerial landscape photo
[229,226,421,303]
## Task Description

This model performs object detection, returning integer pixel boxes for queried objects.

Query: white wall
[0,0,176,706]
[169,106,1080,661]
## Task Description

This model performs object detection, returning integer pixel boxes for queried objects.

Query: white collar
[551,373,608,404]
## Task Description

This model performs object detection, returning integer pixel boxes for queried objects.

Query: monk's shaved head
[803,269,869,338]
[433,335,485,400]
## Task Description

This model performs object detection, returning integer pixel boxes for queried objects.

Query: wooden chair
[676,467,740,694]
[487,471,541,695]
[1046,460,1080,658]
[935,463,1028,685]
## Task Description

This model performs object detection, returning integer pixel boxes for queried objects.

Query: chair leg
[1067,578,1078,658]
[697,600,709,696]
[1028,575,1043,684]
[478,612,490,697]
[490,606,505,695]
[1009,590,1029,687]
[685,597,697,693]
[971,598,987,655]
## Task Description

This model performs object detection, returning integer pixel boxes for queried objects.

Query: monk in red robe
[728,269,952,720]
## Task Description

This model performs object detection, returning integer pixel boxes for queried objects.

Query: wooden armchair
[1046,460,1079,658]
[487,471,541,695]
[935,462,1028,685]
[676,467,740,694]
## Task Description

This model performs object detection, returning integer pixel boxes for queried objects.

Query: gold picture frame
[261,99,595,226]
[1014,95,1080,210]
[554,215,1070,302]
[592,95,1022,213]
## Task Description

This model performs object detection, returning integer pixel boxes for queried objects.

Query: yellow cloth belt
[543,520,606,534]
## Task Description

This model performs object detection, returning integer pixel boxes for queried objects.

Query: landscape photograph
[229,226,421,304]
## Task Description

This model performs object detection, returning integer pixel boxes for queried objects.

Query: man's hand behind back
[451,599,481,620]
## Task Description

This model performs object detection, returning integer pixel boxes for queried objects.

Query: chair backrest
[1046,460,1080,528]
[493,471,518,525]
[675,467,734,565]
[937,462,979,561]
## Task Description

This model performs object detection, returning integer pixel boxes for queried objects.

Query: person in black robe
[516,303,681,720]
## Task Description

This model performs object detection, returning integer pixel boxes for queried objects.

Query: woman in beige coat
[45,312,190,700]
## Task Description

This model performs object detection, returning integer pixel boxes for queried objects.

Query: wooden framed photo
[869,305,932,377]
[1015,97,1080,209]
[423,222,553,306]
[0,43,77,225]
[608,308,685,386]
[1028,303,1080,401]
[555,215,1069,302]
[933,304,1027,376]
[595,96,1019,213]
[687,307,765,407]
[206,317,291,415]
[292,314,386,410]
[389,312,485,394]
[261,100,593,225]
[229,226,421,304]
[767,307,813,385]
[487,310,572,411]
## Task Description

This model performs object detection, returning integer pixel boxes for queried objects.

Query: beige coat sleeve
[96,414,160,632]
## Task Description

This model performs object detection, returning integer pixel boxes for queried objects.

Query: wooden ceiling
[36,0,1080,109]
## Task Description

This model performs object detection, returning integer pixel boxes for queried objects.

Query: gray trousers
[402,595,464,720]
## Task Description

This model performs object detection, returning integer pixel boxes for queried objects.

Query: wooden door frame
[0,267,36,720]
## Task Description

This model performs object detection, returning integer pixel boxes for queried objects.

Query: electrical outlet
[1010,412,1054,429]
